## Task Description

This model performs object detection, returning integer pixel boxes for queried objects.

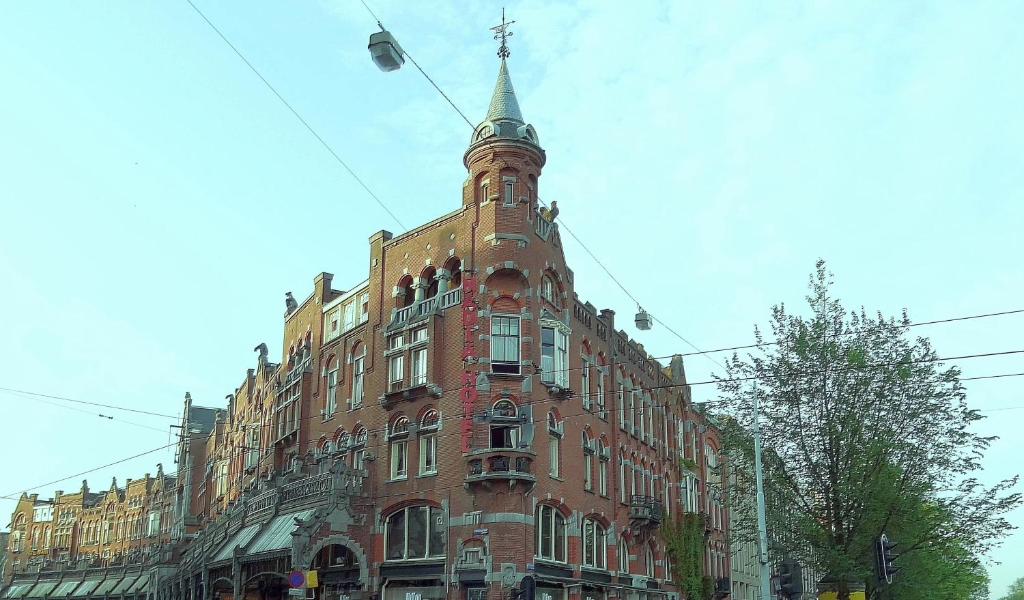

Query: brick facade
[3,58,730,600]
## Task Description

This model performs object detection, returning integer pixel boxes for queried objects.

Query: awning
[51,581,82,598]
[70,580,102,598]
[92,578,122,597]
[126,577,150,595]
[110,576,140,596]
[26,582,59,599]
[246,509,315,555]
[3,585,32,599]
[212,523,261,562]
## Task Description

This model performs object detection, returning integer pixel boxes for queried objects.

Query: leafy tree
[1000,577,1024,600]
[716,261,1020,600]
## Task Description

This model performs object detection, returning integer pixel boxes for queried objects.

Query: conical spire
[485,60,523,123]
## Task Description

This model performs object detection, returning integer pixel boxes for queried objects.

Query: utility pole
[753,383,772,600]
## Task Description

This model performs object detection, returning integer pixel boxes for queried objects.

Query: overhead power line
[0,386,178,419]
[0,391,172,434]
[0,442,178,501]
[183,0,406,230]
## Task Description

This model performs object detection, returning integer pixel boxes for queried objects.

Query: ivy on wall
[662,513,708,600]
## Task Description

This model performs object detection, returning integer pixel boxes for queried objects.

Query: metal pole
[753,384,772,600]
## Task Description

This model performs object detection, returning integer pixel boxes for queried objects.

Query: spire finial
[490,8,515,60]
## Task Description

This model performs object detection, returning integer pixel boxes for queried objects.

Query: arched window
[419,409,440,476]
[582,431,593,491]
[385,505,446,561]
[645,546,655,578]
[548,411,562,478]
[535,505,566,562]
[389,416,410,480]
[421,266,438,300]
[444,257,462,290]
[540,274,560,307]
[598,439,609,497]
[619,538,630,574]
[582,518,607,569]
[490,400,520,449]
[396,275,414,309]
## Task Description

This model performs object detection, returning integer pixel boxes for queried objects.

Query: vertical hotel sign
[461,274,479,453]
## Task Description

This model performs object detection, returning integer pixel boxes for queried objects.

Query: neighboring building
[3,50,731,600]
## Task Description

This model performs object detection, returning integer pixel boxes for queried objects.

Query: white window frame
[412,346,428,386]
[326,363,338,417]
[619,538,629,574]
[540,321,570,387]
[581,361,591,410]
[419,434,437,475]
[384,506,446,561]
[535,505,567,563]
[582,518,607,569]
[351,350,365,408]
[490,315,521,374]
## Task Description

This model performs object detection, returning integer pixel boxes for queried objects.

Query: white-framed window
[619,538,630,574]
[411,348,428,385]
[582,518,607,569]
[598,444,606,495]
[480,181,490,203]
[491,315,521,374]
[631,390,639,435]
[490,400,521,449]
[619,455,627,504]
[541,275,556,304]
[645,547,655,578]
[351,348,365,408]
[419,410,439,476]
[326,361,338,417]
[360,292,370,323]
[581,361,591,410]
[540,322,569,386]
[535,505,567,562]
[388,335,404,392]
[638,394,646,440]
[596,369,607,418]
[583,431,593,491]
[389,416,409,480]
[343,302,356,331]
[618,383,626,429]
[504,180,515,206]
[548,412,562,478]
[384,505,446,560]
[325,308,341,342]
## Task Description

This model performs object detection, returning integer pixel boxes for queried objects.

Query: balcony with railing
[629,495,664,527]
[465,451,535,484]
[535,210,557,241]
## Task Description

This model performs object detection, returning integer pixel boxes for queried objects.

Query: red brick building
[4,55,730,600]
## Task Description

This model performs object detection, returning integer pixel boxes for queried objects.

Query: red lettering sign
[461,275,479,453]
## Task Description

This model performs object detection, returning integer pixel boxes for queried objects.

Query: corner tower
[462,51,545,210]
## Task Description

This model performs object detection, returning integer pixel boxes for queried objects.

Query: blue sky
[1,0,1021,594]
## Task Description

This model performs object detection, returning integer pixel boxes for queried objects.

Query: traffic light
[877,534,899,584]
[513,576,535,600]
[778,559,803,599]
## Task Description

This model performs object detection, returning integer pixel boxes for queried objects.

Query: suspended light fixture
[635,307,653,330]
[368,30,405,72]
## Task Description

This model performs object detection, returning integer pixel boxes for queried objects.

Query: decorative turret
[463,11,545,209]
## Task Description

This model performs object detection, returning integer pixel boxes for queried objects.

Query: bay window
[385,505,446,561]
[535,505,566,562]
[491,316,521,374]
[540,322,569,387]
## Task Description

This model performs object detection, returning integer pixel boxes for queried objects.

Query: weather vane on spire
[490,8,515,60]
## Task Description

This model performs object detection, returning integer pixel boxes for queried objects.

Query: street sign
[288,590,305,597]
[288,571,305,588]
